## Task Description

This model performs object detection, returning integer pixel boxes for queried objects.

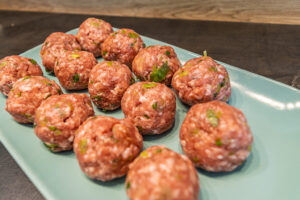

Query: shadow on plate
[92,176,126,187]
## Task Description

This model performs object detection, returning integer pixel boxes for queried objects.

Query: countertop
[0,11,299,200]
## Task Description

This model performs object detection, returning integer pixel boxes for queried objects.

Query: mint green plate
[0,28,300,200]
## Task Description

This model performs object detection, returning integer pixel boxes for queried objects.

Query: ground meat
[101,28,144,67]
[34,93,94,152]
[40,32,81,72]
[5,76,62,123]
[88,61,134,110]
[121,82,176,135]
[54,50,97,90]
[180,101,253,172]
[73,115,143,181]
[0,55,43,96]
[76,18,113,57]
[172,55,231,105]
[125,145,199,200]
[132,45,181,85]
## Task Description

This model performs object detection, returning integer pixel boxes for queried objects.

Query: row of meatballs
[0,17,253,200]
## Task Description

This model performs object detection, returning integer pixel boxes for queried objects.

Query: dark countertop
[0,11,299,200]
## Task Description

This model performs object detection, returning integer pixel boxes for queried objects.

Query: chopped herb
[72,73,79,83]
[203,50,207,59]
[142,82,157,89]
[24,113,31,118]
[44,143,58,152]
[155,148,162,153]
[191,128,199,135]
[136,126,143,132]
[140,151,148,158]
[102,51,107,56]
[0,61,7,67]
[71,53,80,59]
[209,66,217,72]
[47,82,53,86]
[165,50,170,57]
[213,79,225,98]
[215,138,222,146]
[126,181,130,190]
[144,114,149,119]
[142,43,146,48]
[150,62,169,82]
[23,76,31,80]
[45,42,49,46]
[90,22,100,27]
[92,96,101,101]
[193,156,199,162]
[29,59,37,65]
[112,32,117,36]
[56,61,59,66]
[79,139,87,154]
[152,102,158,110]
[92,41,98,46]
[130,77,135,85]
[206,109,219,127]
[57,89,62,95]
[121,30,126,34]
[17,92,22,97]
[48,126,58,131]
[89,80,94,84]
[130,43,134,47]
[179,70,189,77]
[128,32,139,38]
[107,61,112,66]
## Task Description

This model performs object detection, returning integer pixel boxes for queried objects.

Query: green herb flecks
[203,50,207,59]
[155,148,162,153]
[107,61,112,66]
[126,181,131,190]
[128,32,139,38]
[71,53,80,59]
[215,138,222,146]
[150,62,169,82]
[165,50,170,57]
[140,151,148,158]
[144,114,149,119]
[92,96,101,101]
[44,143,58,152]
[79,139,88,154]
[142,82,157,89]
[29,58,37,65]
[121,30,126,34]
[209,66,218,72]
[72,73,79,83]
[57,89,62,95]
[0,61,7,67]
[213,78,226,98]
[152,102,158,110]
[102,51,107,56]
[17,92,22,97]
[48,126,61,135]
[206,109,220,127]
[90,22,100,27]
[142,43,146,48]
[23,76,31,80]
[193,156,199,163]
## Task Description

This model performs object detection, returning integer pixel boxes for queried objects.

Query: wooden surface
[0,11,299,200]
[1,0,300,25]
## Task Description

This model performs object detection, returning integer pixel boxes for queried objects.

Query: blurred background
[1,0,300,25]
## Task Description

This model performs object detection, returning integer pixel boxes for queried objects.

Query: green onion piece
[57,89,62,95]
[214,79,225,97]
[128,32,139,38]
[130,43,134,47]
[121,30,126,34]
[144,114,149,119]
[92,96,101,101]
[142,43,146,48]
[79,139,88,154]
[209,66,217,72]
[23,76,31,80]
[107,61,112,66]
[191,128,199,135]
[140,151,148,158]
[44,143,58,152]
[90,22,100,27]
[142,82,157,89]
[203,50,207,59]
[179,70,189,77]
[17,92,22,97]
[193,156,199,162]
[29,59,37,65]
[152,102,158,110]
[73,73,79,83]
[0,61,7,67]
[165,50,171,56]
[112,32,117,36]
[89,80,94,84]
[126,181,130,190]
[24,113,31,118]
[56,61,59,66]
[102,51,107,56]
[150,62,169,82]
[155,148,162,153]
[206,109,219,127]
[215,138,222,146]
[71,53,80,59]
[48,126,57,131]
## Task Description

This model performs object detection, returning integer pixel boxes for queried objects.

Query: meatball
[54,51,97,90]
[5,76,62,123]
[125,145,199,200]
[76,18,113,57]
[132,45,181,85]
[0,55,43,96]
[34,93,94,152]
[101,28,144,66]
[88,61,134,111]
[121,82,176,135]
[172,55,231,105]
[40,32,81,72]
[74,116,143,181]
[180,101,253,172]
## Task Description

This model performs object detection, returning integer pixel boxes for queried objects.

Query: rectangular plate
[1,28,300,200]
